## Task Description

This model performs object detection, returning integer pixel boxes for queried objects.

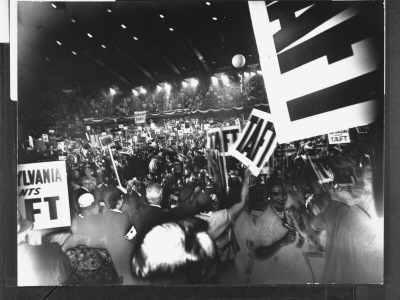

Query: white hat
[78,193,95,208]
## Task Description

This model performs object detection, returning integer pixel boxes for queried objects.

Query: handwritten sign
[206,126,241,155]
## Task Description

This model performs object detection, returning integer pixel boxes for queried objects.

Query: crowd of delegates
[21,73,266,122]
[17,122,383,285]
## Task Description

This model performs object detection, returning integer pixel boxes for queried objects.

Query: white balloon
[232,54,246,68]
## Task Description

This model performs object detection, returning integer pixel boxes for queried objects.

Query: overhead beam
[114,46,155,81]
[180,32,210,72]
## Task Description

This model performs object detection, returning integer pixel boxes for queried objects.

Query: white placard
[328,130,350,144]
[249,1,383,143]
[17,161,71,230]
[230,109,278,176]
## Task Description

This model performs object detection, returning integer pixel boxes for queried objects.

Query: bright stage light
[191,79,199,87]
[165,83,172,93]
[182,81,188,88]
[110,88,116,96]
[244,72,250,78]
[211,76,218,85]
[221,74,229,85]
[257,70,263,75]
[139,87,147,94]
[132,89,139,96]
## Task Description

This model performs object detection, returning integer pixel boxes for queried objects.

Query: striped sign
[230,109,278,176]
[249,1,383,143]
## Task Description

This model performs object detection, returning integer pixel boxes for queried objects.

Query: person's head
[193,191,213,213]
[108,194,124,211]
[81,176,96,192]
[268,179,287,213]
[131,218,218,284]
[146,183,163,205]
[307,194,330,217]
[78,193,99,216]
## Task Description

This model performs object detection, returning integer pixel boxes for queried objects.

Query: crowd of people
[17,117,383,285]
[21,73,267,124]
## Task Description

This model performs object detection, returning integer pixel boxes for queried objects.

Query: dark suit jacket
[133,205,168,239]
[63,210,136,285]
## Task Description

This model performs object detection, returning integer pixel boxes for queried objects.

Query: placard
[41,134,49,143]
[134,111,146,124]
[17,161,71,230]
[98,134,114,149]
[230,109,278,176]
[28,135,33,147]
[249,1,383,143]
[328,130,350,144]
[206,126,241,155]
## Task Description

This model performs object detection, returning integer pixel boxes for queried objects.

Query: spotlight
[72,51,77,55]
[133,36,138,41]
[211,76,218,85]
[182,81,188,88]
[101,44,106,48]
[244,72,250,78]
[87,33,93,38]
[160,14,165,19]
[139,87,147,94]
[121,24,126,29]
[206,2,211,5]
[56,41,62,46]
[212,17,218,21]
[221,74,229,85]
[250,72,256,77]
[51,3,57,9]
[165,83,172,93]
[157,85,162,92]
[107,8,112,13]
[110,88,116,96]
[132,89,139,96]
[70,18,76,23]
[191,79,199,87]
[257,70,263,75]
[169,28,174,32]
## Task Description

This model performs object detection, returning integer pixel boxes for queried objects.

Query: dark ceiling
[18,1,261,105]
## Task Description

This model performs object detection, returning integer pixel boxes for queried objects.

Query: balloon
[232,54,246,68]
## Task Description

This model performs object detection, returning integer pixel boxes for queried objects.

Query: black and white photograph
[16,1,384,286]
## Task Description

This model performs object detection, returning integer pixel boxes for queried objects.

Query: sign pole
[107,144,122,187]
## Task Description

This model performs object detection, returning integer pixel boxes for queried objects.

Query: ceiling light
[121,24,126,29]
[51,3,57,9]
[212,17,218,21]
[169,28,174,32]
[257,70,263,75]
[107,8,112,13]
[56,40,62,46]
[211,76,218,85]
[101,44,106,48]
[110,88,116,96]
[133,36,138,40]
[70,18,76,23]
[87,33,93,38]
[165,83,172,93]
[191,79,199,87]
[72,51,77,55]
[206,2,211,5]
[159,14,165,19]
[139,87,147,94]
[157,85,162,92]
[132,89,139,96]
[221,74,229,85]
[182,81,188,88]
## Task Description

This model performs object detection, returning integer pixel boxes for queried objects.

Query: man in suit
[132,183,168,240]
[62,198,136,285]
[70,176,97,218]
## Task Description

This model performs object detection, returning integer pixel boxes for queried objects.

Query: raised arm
[228,168,251,220]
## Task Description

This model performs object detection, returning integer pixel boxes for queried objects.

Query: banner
[134,111,146,124]
[249,1,383,143]
[328,130,350,144]
[17,161,71,230]
[206,126,241,155]
[230,109,278,176]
